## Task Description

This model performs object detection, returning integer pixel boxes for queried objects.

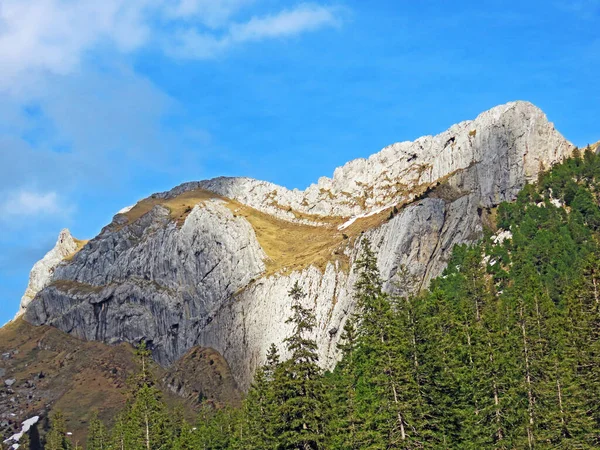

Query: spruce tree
[86,412,107,450]
[45,410,71,450]
[116,341,173,450]
[172,420,197,450]
[351,238,426,448]
[243,344,280,449]
[109,414,127,450]
[275,281,325,450]
[326,318,362,449]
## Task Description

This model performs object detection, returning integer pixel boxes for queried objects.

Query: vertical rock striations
[22,101,574,388]
[15,229,78,320]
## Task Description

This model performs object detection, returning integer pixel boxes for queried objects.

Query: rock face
[23,101,574,389]
[15,229,78,319]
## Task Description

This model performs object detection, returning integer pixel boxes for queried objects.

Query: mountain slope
[0,319,240,446]
[160,147,600,448]
[20,101,574,389]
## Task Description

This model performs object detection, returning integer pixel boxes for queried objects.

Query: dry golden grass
[225,200,351,276]
[119,189,222,228]
[111,182,455,277]
[111,183,458,276]
[63,238,89,262]
[113,187,359,276]
[50,279,104,294]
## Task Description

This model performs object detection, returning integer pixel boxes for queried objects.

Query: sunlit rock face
[15,229,78,320]
[23,101,574,388]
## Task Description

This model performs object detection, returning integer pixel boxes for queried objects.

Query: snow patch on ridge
[117,205,134,214]
[3,416,39,448]
[338,204,393,230]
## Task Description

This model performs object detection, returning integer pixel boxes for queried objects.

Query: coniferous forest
[41,148,600,449]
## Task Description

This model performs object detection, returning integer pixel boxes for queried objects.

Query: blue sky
[1,0,599,324]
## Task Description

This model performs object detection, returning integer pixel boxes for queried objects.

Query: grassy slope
[0,319,239,445]
[117,187,409,277]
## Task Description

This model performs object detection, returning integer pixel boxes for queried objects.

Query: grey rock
[15,229,78,319]
[23,101,574,388]
[27,201,266,366]
[4,379,15,387]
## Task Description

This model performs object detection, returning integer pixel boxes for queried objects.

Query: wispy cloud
[0,0,344,213]
[167,3,341,58]
[0,0,153,93]
[0,190,72,218]
[0,1,344,91]
[232,4,340,40]
[0,1,346,322]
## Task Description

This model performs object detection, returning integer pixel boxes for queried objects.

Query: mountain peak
[155,101,570,226]
[22,102,575,388]
[15,229,82,320]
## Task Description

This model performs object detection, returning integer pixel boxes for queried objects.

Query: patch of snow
[117,205,134,215]
[550,198,563,208]
[338,204,394,231]
[3,416,40,445]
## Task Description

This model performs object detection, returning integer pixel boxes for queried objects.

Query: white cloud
[230,3,340,41]
[0,190,71,218]
[166,3,342,59]
[0,0,343,221]
[0,1,343,91]
[0,0,153,93]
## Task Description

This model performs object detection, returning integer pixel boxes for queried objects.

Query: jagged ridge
[21,101,574,389]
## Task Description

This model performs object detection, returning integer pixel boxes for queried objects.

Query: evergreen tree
[86,412,107,450]
[108,414,127,450]
[116,341,173,450]
[45,410,71,450]
[243,344,281,449]
[326,318,361,449]
[351,238,427,448]
[274,281,326,450]
[194,405,241,449]
[172,420,197,450]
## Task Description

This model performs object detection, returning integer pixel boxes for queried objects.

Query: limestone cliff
[22,101,574,388]
[15,229,80,319]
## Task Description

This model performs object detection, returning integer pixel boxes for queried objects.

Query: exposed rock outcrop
[15,229,78,319]
[22,101,574,388]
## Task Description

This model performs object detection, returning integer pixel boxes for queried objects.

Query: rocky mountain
[15,229,85,319]
[19,101,574,390]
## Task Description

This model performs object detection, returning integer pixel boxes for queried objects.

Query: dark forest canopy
[37,147,600,449]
